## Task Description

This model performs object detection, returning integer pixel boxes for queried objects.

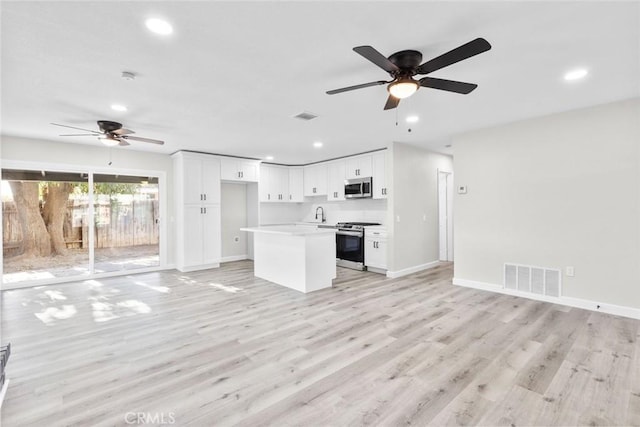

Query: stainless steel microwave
[344,177,372,199]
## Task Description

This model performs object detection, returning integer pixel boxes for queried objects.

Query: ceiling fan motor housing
[97,120,123,133]
[388,50,423,77]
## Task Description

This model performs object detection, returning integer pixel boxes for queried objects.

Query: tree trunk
[42,182,73,255]
[8,181,51,257]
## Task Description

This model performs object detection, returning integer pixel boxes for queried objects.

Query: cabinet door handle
[268,194,270,200]
[200,194,203,201]
[204,207,207,214]
[313,187,316,193]
[200,207,203,214]
[289,194,292,200]
[203,194,206,201]
[241,171,244,178]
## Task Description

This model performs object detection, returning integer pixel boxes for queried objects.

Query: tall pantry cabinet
[173,151,222,272]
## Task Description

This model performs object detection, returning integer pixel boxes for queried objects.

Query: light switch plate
[457,185,468,194]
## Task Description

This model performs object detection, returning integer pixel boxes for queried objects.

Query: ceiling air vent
[293,111,318,121]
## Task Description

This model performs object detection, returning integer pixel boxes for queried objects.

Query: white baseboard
[386,260,440,279]
[453,277,640,320]
[177,263,220,273]
[221,255,248,263]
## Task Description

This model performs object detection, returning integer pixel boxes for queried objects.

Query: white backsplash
[260,198,387,226]
[300,198,387,225]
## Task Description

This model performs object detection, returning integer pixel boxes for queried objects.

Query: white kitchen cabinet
[372,151,388,199]
[303,163,327,196]
[365,228,387,270]
[173,151,222,272]
[221,157,259,182]
[184,204,221,268]
[326,161,346,201]
[260,164,289,202]
[288,167,304,202]
[181,155,221,204]
[345,155,372,179]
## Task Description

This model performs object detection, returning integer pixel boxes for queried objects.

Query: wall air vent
[293,111,318,121]
[504,263,561,298]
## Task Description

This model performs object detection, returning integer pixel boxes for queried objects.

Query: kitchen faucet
[315,206,325,223]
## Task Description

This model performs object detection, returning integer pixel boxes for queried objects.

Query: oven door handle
[337,230,363,237]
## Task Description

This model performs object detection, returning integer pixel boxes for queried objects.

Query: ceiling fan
[326,38,492,110]
[51,120,165,146]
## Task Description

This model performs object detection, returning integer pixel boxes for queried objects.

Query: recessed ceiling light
[313,141,323,148]
[564,68,588,81]
[406,115,419,123]
[145,18,173,35]
[111,104,127,112]
[265,155,274,161]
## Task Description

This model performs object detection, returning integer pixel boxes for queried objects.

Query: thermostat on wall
[458,185,468,194]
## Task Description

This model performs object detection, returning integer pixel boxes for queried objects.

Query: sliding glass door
[1,168,161,287]
[92,174,159,273]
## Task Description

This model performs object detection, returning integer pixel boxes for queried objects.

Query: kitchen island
[240,225,337,293]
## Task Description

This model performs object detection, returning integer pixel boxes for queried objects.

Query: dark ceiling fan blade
[51,123,100,134]
[59,133,100,136]
[416,38,492,75]
[112,128,135,135]
[353,46,399,73]
[419,77,478,94]
[383,95,400,110]
[121,135,165,145]
[326,80,389,95]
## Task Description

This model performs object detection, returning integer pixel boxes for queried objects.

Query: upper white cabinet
[345,155,372,179]
[288,167,304,202]
[303,163,328,196]
[372,151,388,199]
[327,161,346,201]
[221,158,259,182]
[260,164,289,202]
[178,153,221,205]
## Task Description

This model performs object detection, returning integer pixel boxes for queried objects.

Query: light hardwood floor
[1,261,639,426]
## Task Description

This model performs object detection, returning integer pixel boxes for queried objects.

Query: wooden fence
[3,199,159,255]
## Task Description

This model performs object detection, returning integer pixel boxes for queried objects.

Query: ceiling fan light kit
[388,78,419,99]
[327,37,492,110]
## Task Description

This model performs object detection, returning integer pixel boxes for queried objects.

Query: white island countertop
[241,225,336,236]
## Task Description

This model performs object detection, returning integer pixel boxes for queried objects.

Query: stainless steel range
[335,222,381,270]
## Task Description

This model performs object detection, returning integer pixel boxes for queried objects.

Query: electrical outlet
[234,236,240,243]
[566,266,575,277]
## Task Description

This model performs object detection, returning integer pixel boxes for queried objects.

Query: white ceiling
[2,1,639,164]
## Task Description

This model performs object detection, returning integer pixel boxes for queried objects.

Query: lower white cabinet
[182,204,221,270]
[365,228,387,270]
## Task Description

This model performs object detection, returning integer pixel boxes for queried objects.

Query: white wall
[0,136,175,265]
[387,142,453,274]
[221,183,247,259]
[453,97,640,311]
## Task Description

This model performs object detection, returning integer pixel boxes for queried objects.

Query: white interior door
[438,171,454,261]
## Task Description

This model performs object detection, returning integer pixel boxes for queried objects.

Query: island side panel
[304,233,337,292]
[253,232,307,292]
